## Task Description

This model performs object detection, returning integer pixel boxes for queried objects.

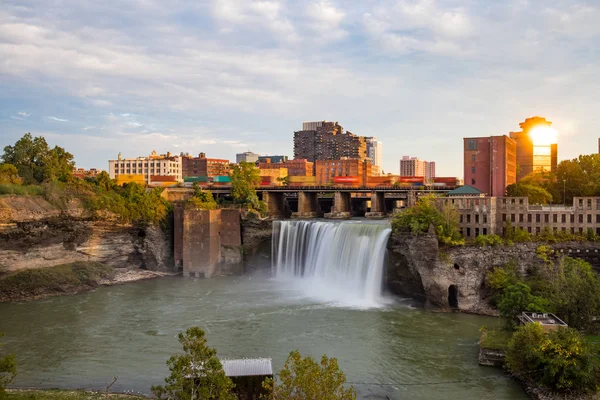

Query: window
[483,228,487,235]
[553,214,557,223]
[475,228,480,236]
[570,214,574,223]
[536,214,541,223]
[579,199,584,207]
[597,215,600,223]
[471,154,476,163]
[502,214,506,222]
[471,167,476,174]
[528,214,532,223]
[545,214,549,223]
[459,215,463,223]
[562,214,566,223]
[466,139,478,150]
[467,214,471,223]
[475,214,479,223]
[519,214,524,223]
[527,227,532,233]
[466,228,471,237]
[483,214,488,224]
[588,214,592,223]
[579,215,584,223]
[471,178,476,185]
[511,214,515,222]
[519,199,524,205]
[588,199,592,209]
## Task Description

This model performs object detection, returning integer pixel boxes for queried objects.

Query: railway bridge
[163,186,454,219]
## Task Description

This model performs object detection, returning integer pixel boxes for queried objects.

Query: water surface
[0,276,526,399]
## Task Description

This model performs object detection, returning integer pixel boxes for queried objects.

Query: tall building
[509,116,557,181]
[366,137,383,176]
[236,151,260,164]
[108,150,183,184]
[315,159,372,185]
[182,153,230,177]
[258,159,314,176]
[293,121,368,168]
[463,135,516,196]
[258,155,288,164]
[399,156,435,180]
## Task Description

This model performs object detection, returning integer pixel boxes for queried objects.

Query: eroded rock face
[0,196,173,275]
[387,232,541,314]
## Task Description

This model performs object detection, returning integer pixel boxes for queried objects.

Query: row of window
[463,227,600,237]
[460,213,600,225]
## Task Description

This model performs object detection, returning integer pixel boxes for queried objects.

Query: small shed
[221,358,273,400]
[518,312,568,332]
[448,185,485,197]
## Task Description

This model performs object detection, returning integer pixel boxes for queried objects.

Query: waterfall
[272,220,392,307]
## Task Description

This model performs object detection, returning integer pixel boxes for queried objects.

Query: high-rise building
[108,150,182,184]
[182,153,230,177]
[315,159,372,185]
[293,121,368,170]
[509,116,557,181]
[463,135,516,196]
[365,137,383,176]
[236,151,260,164]
[399,156,435,180]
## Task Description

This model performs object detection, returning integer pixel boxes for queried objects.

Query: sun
[529,126,558,146]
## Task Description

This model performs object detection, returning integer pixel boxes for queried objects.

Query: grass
[5,389,147,399]
[0,184,44,196]
[480,327,512,351]
[0,262,115,301]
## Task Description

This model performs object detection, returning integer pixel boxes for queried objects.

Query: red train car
[398,176,425,184]
[332,176,360,186]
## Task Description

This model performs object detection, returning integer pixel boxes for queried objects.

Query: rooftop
[520,312,568,327]
[220,358,273,377]
[448,185,484,196]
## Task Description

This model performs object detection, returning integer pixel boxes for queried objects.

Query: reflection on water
[0,276,526,399]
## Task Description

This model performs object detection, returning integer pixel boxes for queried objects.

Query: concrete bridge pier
[366,191,386,219]
[263,191,285,218]
[325,191,351,219]
[293,191,319,218]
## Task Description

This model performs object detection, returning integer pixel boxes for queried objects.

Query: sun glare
[529,126,558,146]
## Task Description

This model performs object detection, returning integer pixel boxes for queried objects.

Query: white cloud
[48,116,69,122]
[305,1,347,42]
[17,111,30,117]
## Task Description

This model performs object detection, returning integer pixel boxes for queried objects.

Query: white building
[236,151,260,164]
[108,151,183,184]
[400,156,435,181]
[366,137,383,175]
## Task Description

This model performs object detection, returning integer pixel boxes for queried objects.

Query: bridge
[163,186,455,219]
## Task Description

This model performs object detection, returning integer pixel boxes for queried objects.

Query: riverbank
[5,389,147,399]
[0,262,173,303]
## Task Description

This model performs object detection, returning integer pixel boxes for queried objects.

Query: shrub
[0,332,17,397]
[0,184,44,196]
[506,324,598,392]
[474,234,504,247]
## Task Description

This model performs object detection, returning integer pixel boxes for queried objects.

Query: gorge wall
[387,229,600,314]
[0,196,173,276]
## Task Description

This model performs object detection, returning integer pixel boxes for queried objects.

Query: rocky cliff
[241,217,273,272]
[0,196,173,276]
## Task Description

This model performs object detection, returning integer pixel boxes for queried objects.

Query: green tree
[0,164,23,185]
[93,171,116,191]
[188,184,217,210]
[505,323,598,392]
[0,332,17,397]
[498,283,550,330]
[2,133,74,184]
[152,327,235,400]
[506,183,552,204]
[262,350,356,400]
[229,162,261,206]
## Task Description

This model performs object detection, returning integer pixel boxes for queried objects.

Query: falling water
[272,220,392,307]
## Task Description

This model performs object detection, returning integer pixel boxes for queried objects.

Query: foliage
[498,283,551,330]
[262,350,356,400]
[528,257,600,331]
[0,333,17,398]
[3,390,147,399]
[392,195,463,245]
[474,234,504,247]
[151,327,235,400]
[0,164,22,185]
[0,262,115,301]
[506,183,552,204]
[229,162,261,206]
[505,323,599,392]
[479,326,512,351]
[277,176,290,186]
[187,184,217,210]
[486,261,520,305]
[2,133,74,184]
[0,184,44,196]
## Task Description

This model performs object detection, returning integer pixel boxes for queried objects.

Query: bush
[506,324,598,392]
[486,261,520,305]
[474,234,504,247]
[187,184,217,210]
[0,184,44,196]
[0,332,17,397]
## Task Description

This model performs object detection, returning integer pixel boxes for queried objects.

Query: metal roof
[220,358,273,377]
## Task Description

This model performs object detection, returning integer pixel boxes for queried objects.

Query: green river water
[0,274,526,399]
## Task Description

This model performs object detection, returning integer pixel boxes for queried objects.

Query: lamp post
[563,179,566,205]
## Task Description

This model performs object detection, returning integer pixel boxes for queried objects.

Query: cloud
[47,116,69,122]
[17,111,30,117]
[305,1,347,42]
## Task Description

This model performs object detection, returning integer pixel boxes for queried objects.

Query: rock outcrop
[0,195,173,276]
[241,217,273,272]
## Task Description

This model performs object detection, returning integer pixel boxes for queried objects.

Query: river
[0,275,526,399]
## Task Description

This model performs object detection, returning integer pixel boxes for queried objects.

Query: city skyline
[1,0,599,177]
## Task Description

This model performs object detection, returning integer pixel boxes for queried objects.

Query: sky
[1,0,599,178]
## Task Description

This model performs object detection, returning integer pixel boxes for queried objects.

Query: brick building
[73,167,101,179]
[509,117,558,181]
[315,159,372,185]
[182,153,230,178]
[293,121,367,169]
[258,159,313,177]
[400,156,435,180]
[437,196,600,239]
[108,151,182,184]
[463,135,516,196]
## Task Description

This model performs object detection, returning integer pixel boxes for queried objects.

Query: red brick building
[182,153,230,177]
[315,159,372,185]
[464,135,516,196]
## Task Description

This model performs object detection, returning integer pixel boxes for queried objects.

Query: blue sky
[1,0,599,177]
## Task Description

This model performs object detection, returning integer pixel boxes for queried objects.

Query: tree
[188,184,217,210]
[0,332,17,397]
[152,327,235,400]
[0,164,23,185]
[505,324,598,392]
[2,133,74,184]
[498,283,550,330]
[506,183,552,205]
[262,350,356,400]
[229,162,261,206]
[93,171,116,192]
